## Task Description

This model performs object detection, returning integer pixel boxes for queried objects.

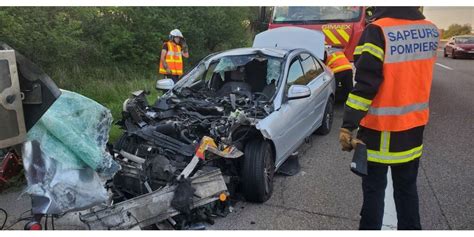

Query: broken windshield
[272,6,362,23]
[176,53,284,96]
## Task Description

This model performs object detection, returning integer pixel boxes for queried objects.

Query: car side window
[299,53,321,84]
[311,56,325,76]
[286,57,305,87]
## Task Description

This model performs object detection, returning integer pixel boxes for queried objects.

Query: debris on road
[0,150,23,192]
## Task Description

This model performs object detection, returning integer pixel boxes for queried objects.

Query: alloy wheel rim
[264,153,273,194]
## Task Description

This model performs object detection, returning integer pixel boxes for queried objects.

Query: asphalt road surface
[208,52,474,230]
[1,53,472,230]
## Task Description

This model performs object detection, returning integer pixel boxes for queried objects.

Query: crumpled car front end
[110,50,285,210]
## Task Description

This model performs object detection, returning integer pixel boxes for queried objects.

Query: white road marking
[382,168,398,230]
[436,63,453,70]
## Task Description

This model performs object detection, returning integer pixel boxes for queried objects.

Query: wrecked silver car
[113,28,336,207]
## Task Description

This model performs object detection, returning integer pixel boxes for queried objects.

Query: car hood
[252,26,325,60]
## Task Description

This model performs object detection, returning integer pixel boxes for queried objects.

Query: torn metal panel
[22,140,109,215]
[79,169,228,230]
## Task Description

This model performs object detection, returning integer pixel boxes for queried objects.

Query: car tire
[241,139,274,203]
[452,50,457,59]
[444,49,448,57]
[316,96,334,135]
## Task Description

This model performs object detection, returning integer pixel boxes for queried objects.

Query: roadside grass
[49,65,161,143]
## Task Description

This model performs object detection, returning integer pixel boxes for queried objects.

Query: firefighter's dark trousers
[359,158,421,230]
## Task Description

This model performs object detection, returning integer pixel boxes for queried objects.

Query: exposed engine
[111,84,273,200]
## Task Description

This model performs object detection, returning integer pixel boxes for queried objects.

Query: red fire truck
[266,6,368,61]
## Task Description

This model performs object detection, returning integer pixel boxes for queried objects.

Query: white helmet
[169,29,184,38]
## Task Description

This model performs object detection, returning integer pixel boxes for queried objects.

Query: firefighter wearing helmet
[158,29,189,82]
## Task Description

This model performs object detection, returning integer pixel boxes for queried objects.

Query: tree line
[442,24,472,39]
[0,7,261,72]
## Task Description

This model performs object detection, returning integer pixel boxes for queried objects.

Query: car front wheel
[241,139,274,203]
[444,49,448,57]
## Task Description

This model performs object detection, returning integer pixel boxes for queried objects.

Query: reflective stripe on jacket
[366,130,423,164]
[325,51,352,73]
[159,41,184,76]
[358,18,439,132]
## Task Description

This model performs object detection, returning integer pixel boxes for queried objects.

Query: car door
[270,54,315,166]
[299,53,329,132]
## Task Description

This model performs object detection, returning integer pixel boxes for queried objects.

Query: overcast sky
[424,7,474,30]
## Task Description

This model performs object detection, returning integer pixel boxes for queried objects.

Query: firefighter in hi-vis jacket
[339,7,439,230]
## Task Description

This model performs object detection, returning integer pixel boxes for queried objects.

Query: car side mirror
[156,79,175,91]
[287,85,311,100]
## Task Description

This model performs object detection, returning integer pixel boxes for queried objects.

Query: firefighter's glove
[181,39,189,53]
[339,128,354,151]
[339,128,364,152]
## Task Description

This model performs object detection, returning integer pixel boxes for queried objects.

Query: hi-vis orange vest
[325,51,352,73]
[159,41,183,76]
[360,18,439,131]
